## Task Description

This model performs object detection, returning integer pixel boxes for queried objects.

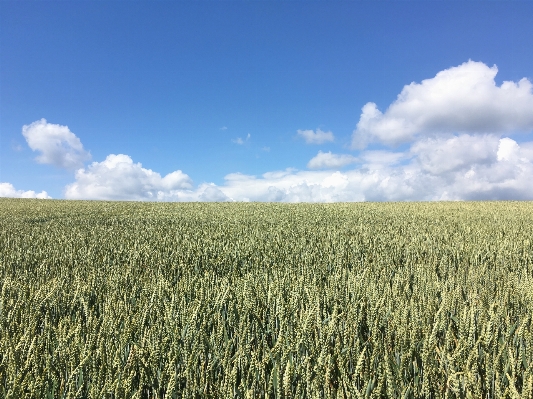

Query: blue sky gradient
[1,1,533,201]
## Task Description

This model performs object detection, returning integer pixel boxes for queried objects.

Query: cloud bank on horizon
[3,61,533,202]
[0,182,51,199]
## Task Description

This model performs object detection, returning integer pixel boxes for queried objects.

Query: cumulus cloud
[60,135,533,202]
[22,119,91,169]
[198,184,231,202]
[64,154,192,200]
[410,134,498,175]
[0,183,51,199]
[297,128,334,144]
[213,169,357,202]
[54,60,533,202]
[307,151,358,169]
[432,136,533,200]
[352,61,533,149]
[360,150,407,168]
[201,135,533,202]
[202,168,399,202]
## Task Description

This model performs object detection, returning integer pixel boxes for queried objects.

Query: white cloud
[410,134,498,175]
[61,135,533,202]
[22,119,91,169]
[497,137,521,162]
[0,182,51,199]
[54,60,533,202]
[214,169,356,202]
[297,128,334,144]
[352,61,533,149]
[198,184,231,202]
[203,135,533,202]
[360,150,407,168]
[232,133,251,145]
[64,154,192,200]
[307,151,358,169]
[11,141,23,152]
[208,167,420,202]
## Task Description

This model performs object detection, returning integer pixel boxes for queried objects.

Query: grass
[1,199,533,398]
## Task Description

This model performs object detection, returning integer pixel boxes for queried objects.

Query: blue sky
[2,1,533,201]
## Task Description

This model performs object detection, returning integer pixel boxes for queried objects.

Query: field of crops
[1,199,533,398]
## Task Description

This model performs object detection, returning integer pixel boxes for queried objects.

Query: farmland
[1,199,533,398]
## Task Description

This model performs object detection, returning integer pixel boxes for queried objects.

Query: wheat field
[1,199,533,398]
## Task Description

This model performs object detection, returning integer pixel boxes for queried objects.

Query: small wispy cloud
[262,146,270,152]
[11,141,23,152]
[232,133,251,145]
[307,151,358,169]
[220,126,228,131]
[297,128,334,145]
